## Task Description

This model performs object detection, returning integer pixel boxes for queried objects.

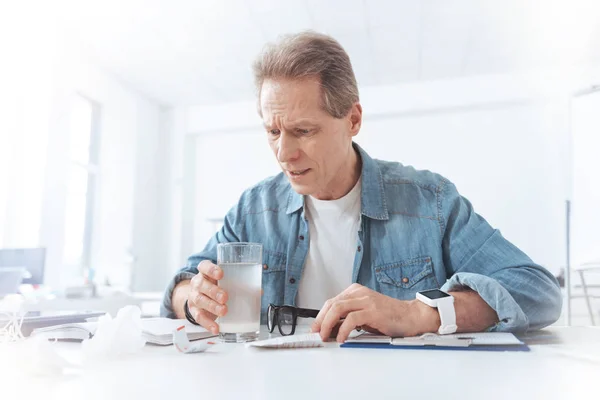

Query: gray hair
[252,31,359,119]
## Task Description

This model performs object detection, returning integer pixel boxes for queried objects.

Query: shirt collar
[285,142,389,220]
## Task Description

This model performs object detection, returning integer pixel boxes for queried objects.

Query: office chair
[571,260,600,325]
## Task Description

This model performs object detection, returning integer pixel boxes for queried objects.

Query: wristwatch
[416,289,457,335]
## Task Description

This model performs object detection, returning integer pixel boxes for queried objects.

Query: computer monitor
[0,248,46,285]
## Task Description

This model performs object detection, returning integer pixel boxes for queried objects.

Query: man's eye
[269,129,281,136]
[297,129,310,135]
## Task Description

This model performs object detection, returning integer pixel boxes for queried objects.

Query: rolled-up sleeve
[160,271,197,318]
[439,179,562,332]
[159,199,244,318]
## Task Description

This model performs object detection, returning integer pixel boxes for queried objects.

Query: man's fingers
[311,299,333,333]
[189,305,219,334]
[361,325,382,335]
[197,260,223,281]
[191,292,227,317]
[336,310,370,343]
[318,297,369,341]
[339,283,365,299]
[311,284,366,333]
[197,275,228,305]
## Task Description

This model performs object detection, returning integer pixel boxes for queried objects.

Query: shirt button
[298,235,304,241]
[357,245,362,252]
[263,264,268,270]
[402,277,409,284]
[289,278,296,284]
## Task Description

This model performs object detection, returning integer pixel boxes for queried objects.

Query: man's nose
[277,133,300,163]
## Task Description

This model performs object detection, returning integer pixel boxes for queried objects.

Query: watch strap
[436,297,457,334]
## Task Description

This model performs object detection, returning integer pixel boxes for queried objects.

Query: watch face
[420,289,450,300]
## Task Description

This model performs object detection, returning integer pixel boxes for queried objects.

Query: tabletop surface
[1,326,599,400]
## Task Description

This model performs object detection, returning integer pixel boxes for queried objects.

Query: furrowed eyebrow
[287,119,317,126]
[263,120,317,130]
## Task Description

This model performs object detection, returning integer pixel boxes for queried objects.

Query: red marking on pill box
[177,326,185,331]
[207,341,216,345]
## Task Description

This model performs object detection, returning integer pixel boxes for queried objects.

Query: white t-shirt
[296,178,362,310]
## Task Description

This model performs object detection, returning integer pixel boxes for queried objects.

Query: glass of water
[217,242,263,343]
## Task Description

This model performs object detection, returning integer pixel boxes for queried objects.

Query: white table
[1,326,599,400]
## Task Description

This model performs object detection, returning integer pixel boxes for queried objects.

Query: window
[63,95,100,273]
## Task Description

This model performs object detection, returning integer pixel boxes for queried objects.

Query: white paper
[392,332,523,346]
[246,332,324,349]
[141,318,208,336]
[345,334,391,344]
[436,332,523,345]
[172,326,214,354]
[140,318,215,345]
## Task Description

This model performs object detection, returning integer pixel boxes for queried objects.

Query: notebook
[31,318,216,346]
[342,332,530,352]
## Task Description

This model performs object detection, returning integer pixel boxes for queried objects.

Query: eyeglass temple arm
[296,307,320,318]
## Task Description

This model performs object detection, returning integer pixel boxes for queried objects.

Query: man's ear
[349,103,362,137]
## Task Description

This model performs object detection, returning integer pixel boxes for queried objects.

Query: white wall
[160,108,190,277]
[40,51,170,290]
[357,102,569,273]
[130,102,171,292]
[177,65,600,276]
[0,9,53,251]
[194,130,280,250]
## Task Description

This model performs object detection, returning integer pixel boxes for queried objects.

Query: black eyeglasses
[267,304,320,336]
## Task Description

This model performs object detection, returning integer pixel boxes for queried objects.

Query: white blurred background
[0,0,599,321]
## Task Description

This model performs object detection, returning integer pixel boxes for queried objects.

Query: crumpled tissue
[81,305,146,362]
[5,305,147,378]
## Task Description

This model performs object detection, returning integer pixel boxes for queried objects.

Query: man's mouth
[288,169,310,176]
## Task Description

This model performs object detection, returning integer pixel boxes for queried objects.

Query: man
[161,31,562,343]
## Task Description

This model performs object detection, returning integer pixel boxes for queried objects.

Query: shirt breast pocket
[260,250,287,317]
[374,256,439,300]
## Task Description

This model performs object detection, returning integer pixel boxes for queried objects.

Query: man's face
[260,78,361,199]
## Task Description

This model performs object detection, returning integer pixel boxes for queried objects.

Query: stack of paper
[138,318,216,345]
[246,333,324,349]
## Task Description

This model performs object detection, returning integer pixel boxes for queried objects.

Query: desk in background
[6,290,163,318]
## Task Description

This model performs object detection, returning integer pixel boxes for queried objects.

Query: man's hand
[185,260,229,334]
[311,283,439,343]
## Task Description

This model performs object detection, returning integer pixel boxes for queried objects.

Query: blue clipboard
[340,342,530,352]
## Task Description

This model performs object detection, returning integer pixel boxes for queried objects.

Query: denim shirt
[161,143,562,332]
